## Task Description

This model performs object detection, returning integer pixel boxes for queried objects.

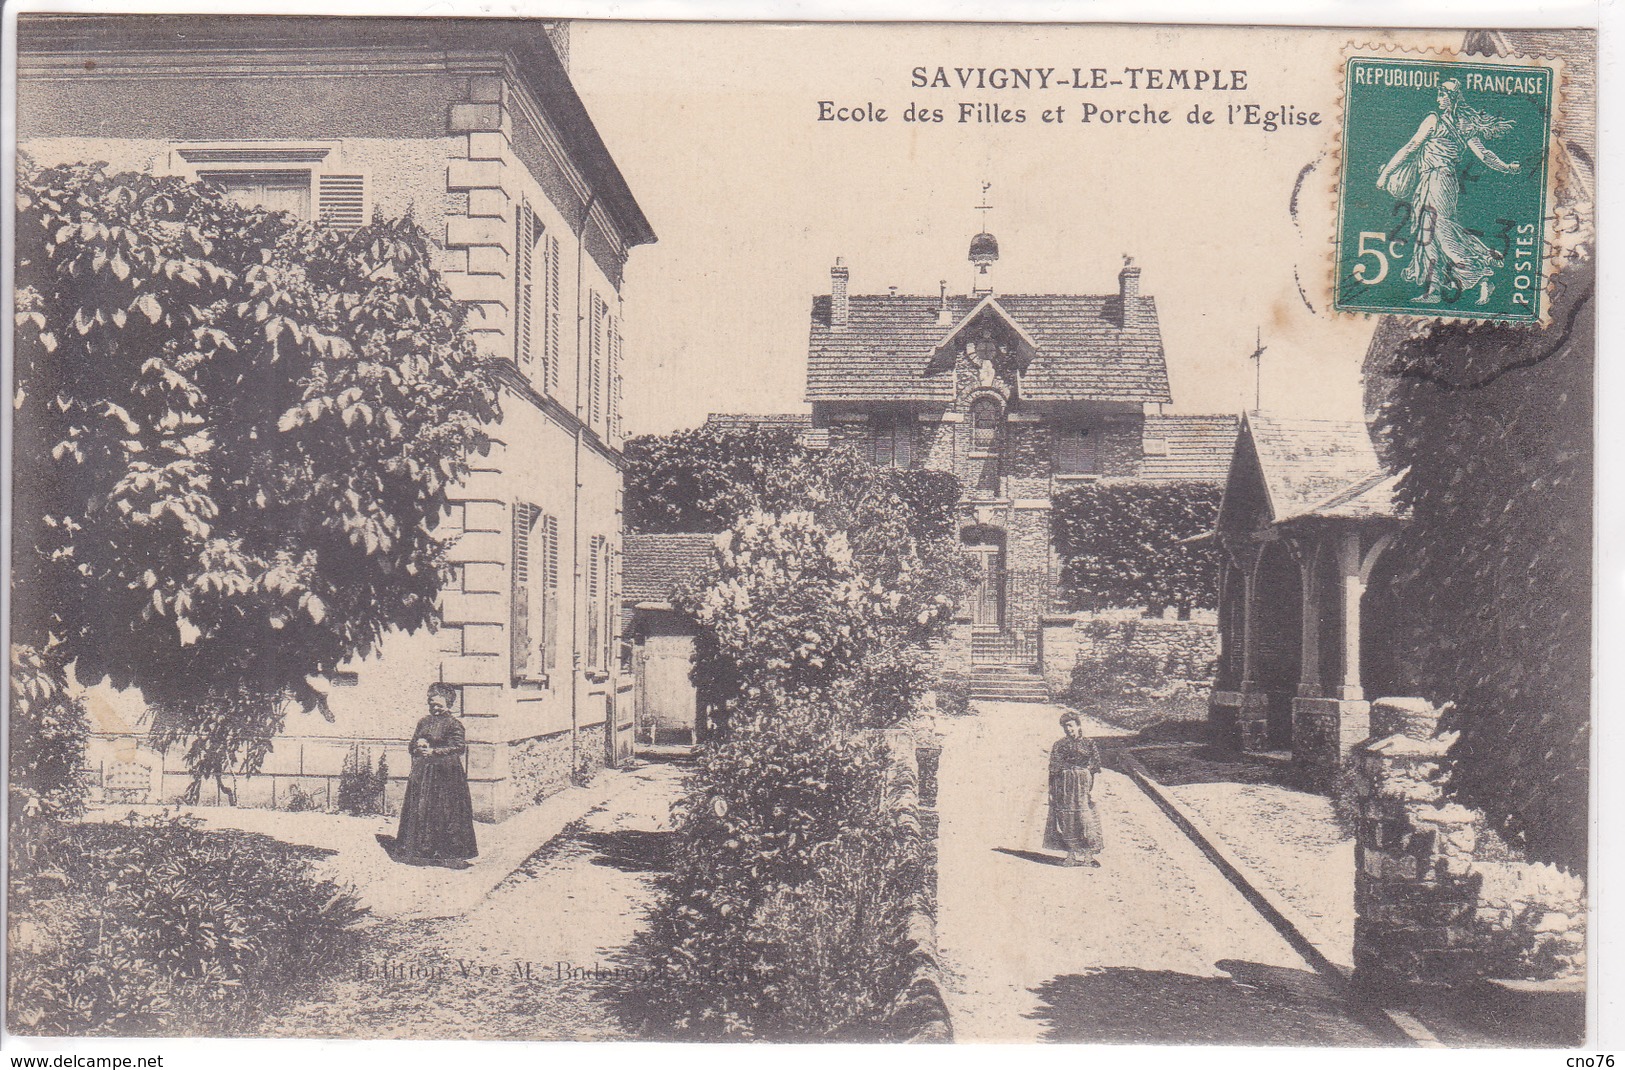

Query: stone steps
[968,665,1051,703]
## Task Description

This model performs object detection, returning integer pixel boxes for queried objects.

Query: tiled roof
[1302,470,1402,521]
[1245,414,1394,523]
[702,413,814,434]
[1140,414,1240,483]
[700,412,828,449]
[806,293,1172,404]
[622,533,719,604]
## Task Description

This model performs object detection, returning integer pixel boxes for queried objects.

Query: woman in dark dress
[394,682,478,862]
[1045,711,1104,867]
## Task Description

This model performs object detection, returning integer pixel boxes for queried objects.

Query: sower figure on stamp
[1045,711,1104,868]
[1376,78,1522,306]
[394,682,478,864]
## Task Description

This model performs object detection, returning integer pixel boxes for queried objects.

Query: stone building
[16,14,655,819]
[804,233,1233,681]
[1207,414,1407,781]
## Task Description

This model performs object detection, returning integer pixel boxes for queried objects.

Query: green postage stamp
[1335,51,1560,324]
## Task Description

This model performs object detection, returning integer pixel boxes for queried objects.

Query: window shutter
[515,203,535,368]
[542,514,560,674]
[895,419,913,468]
[545,235,562,394]
[586,535,603,668]
[589,296,605,428]
[511,503,536,679]
[608,317,623,443]
[874,425,893,467]
[604,541,617,669]
[316,174,366,231]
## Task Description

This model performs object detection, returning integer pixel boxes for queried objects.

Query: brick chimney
[831,257,850,332]
[937,279,952,326]
[1119,255,1142,328]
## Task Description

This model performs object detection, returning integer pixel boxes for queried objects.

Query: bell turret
[969,181,998,295]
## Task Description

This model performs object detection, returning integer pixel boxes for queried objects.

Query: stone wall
[1349,698,1586,993]
[506,723,606,807]
[1040,613,1218,695]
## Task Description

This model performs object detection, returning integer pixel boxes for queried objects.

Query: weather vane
[976,181,993,233]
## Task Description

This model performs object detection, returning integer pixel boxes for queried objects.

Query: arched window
[971,398,1002,452]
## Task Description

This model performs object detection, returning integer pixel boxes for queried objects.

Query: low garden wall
[869,728,953,1042]
[1042,614,1218,727]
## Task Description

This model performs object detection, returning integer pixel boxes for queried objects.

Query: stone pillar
[1295,539,1322,697]
[1234,554,1271,752]
[1351,698,1485,993]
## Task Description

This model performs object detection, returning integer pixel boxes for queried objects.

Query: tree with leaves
[1371,253,1593,876]
[11,160,500,800]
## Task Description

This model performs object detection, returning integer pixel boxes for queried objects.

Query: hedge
[1052,481,1222,615]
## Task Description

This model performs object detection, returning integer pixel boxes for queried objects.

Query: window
[1055,427,1101,475]
[185,145,367,231]
[511,504,559,683]
[971,399,1002,452]
[516,204,563,395]
[206,170,312,219]
[873,418,913,468]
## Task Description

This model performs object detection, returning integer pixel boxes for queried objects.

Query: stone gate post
[1350,698,1484,994]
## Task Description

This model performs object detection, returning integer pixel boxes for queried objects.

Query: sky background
[570,22,1473,436]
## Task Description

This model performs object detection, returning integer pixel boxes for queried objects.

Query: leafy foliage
[336,744,389,816]
[638,430,966,729]
[9,645,91,819]
[1371,257,1594,875]
[1052,481,1222,615]
[624,426,815,534]
[8,813,367,1035]
[637,697,920,1039]
[12,160,499,794]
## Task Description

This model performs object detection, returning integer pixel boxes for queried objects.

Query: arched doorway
[1252,540,1302,749]
[960,525,1006,628]
[1360,542,1409,701]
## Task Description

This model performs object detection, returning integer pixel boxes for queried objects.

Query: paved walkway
[261,757,686,1039]
[934,701,1388,1045]
[90,761,667,921]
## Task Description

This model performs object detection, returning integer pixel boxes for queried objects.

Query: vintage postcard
[3,6,1600,1054]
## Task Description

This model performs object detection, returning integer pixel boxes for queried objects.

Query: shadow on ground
[577,828,676,873]
[1120,721,1310,791]
[1026,960,1394,1045]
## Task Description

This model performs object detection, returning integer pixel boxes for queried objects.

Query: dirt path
[934,702,1389,1045]
[261,759,685,1039]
